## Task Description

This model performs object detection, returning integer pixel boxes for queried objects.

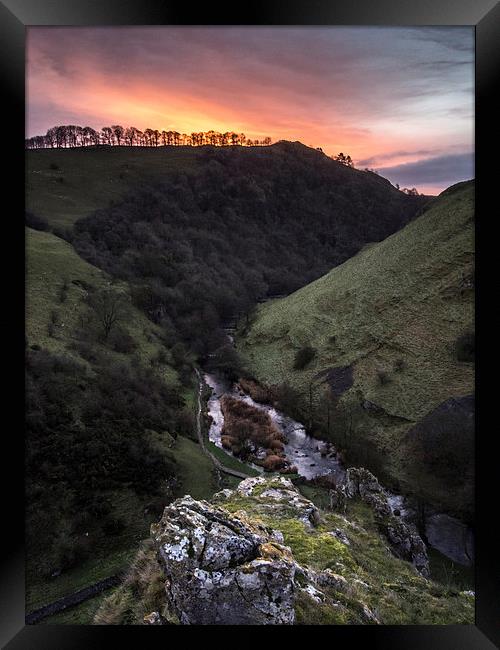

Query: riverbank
[202,368,474,575]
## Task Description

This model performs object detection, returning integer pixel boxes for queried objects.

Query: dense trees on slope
[25,124,272,149]
[25,347,183,577]
[70,143,425,359]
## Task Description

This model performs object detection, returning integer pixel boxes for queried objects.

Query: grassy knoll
[220,480,474,624]
[26,146,202,230]
[173,436,219,500]
[238,181,474,516]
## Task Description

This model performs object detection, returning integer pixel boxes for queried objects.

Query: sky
[26,26,474,195]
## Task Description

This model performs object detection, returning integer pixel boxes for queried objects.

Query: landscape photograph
[25,25,475,625]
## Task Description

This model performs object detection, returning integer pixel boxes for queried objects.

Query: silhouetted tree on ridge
[25,124,273,149]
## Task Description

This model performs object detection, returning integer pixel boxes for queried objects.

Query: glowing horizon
[26,26,474,195]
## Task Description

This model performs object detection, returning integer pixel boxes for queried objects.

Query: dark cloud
[377,153,474,188]
[358,148,439,167]
[26,26,474,121]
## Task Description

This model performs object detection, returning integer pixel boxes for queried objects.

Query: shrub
[455,331,474,362]
[71,339,100,363]
[109,327,137,354]
[293,346,317,370]
[153,349,168,365]
[52,226,73,243]
[50,309,61,325]
[175,408,196,440]
[59,279,69,303]
[178,364,194,387]
[25,210,49,231]
[394,358,406,372]
[261,454,286,471]
[376,367,391,385]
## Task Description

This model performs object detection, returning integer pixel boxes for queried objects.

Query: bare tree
[112,125,124,146]
[101,127,113,145]
[27,123,271,150]
[87,288,128,341]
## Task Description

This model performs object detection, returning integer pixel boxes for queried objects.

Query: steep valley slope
[25,143,457,623]
[238,181,474,521]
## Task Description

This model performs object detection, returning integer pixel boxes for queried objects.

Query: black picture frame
[2,0,498,646]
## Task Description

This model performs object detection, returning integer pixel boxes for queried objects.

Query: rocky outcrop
[234,476,321,527]
[150,493,296,624]
[337,468,429,577]
[94,474,474,625]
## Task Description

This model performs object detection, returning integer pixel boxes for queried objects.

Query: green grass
[238,181,474,512]
[428,547,474,592]
[217,482,474,624]
[206,440,260,477]
[26,548,135,612]
[26,146,202,230]
[26,226,181,386]
[173,436,219,500]
[40,590,115,625]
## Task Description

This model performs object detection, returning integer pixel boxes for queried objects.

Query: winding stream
[202,370,474,568]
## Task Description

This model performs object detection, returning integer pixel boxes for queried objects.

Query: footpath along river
[202,370,474,568]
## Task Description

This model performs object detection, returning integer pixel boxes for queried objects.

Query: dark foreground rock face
[94,475,474,625]
[150,494,296,624]
[342,468,429,577]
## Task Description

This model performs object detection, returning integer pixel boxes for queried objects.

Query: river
[203,370,474,568]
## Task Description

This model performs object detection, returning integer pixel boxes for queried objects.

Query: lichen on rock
[151,493,296,624]
[335,467,430,577]
[95,475,473,625]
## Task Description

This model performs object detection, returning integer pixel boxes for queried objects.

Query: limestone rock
[151,494,296,624]
[336,468,429,577]
[316,569,349,592]
[329,528,350,546]
[386,518,429,577]
[236,476,321,528]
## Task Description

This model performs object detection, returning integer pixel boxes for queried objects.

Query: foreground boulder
[95,475,473,625]
[150,493,296,624]
[339,467,429,577]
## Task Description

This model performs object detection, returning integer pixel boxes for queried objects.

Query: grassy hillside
[238,181,474,518]
[26,226,178,384]
[26,146,202,230]
[25,227,220,615]
[26,142,426,238]
[61,142,426,359]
